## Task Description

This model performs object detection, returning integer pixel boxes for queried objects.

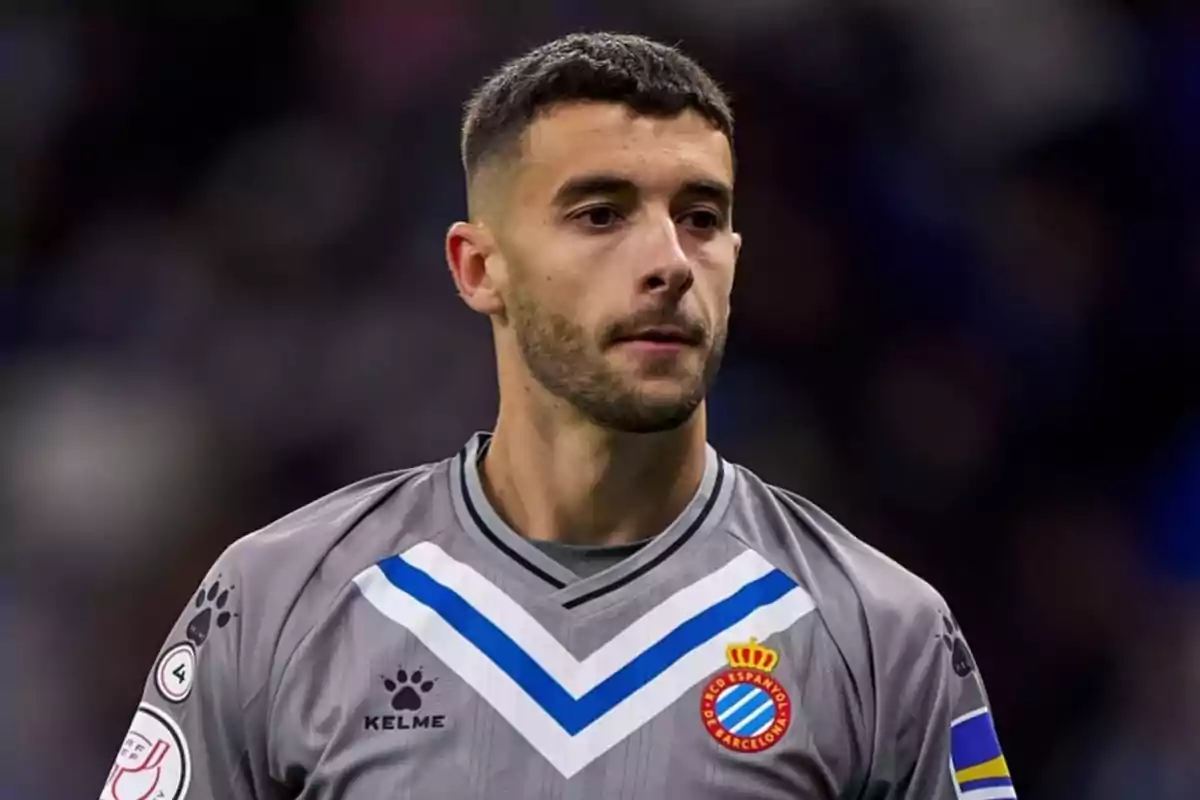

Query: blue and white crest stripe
[354,543,815,777]
[718,685,774,734]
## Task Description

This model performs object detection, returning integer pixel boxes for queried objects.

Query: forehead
[516,102,734,199]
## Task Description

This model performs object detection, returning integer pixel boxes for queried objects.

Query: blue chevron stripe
[376,554,797,735]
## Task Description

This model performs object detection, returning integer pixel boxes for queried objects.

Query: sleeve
[99,543,269,800]
[879,605,1018,800]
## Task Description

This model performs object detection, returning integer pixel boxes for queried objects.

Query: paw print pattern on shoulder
[938,613,976,679]
[382,667,437,711]
[186,578,237,647]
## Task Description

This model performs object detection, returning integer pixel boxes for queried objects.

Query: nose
[640,213,694,299]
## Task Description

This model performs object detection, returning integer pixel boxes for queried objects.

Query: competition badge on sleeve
[950,706,1016,799]
[100,703,191,800]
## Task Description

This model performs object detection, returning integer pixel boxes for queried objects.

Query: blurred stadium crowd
[2,2,1198,798]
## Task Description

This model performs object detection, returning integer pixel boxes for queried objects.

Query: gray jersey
[102,433,1016,800]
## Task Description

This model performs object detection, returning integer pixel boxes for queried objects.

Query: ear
[732,230,743,262]
[446,220,505,316]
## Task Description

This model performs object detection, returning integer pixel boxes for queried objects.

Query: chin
[598,403,701,435]
[630,374,703,401]
[616,387,707,433]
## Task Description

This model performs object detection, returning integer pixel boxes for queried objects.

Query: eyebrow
[551,175,636,208]
[550,173,733,212]
[678,179,733,212]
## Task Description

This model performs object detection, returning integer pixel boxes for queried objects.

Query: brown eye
[574,206,622,229]
[681,209,722,231]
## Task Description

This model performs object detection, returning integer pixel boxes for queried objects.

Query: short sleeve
[99,547,259,800]
[873,603,1017,799]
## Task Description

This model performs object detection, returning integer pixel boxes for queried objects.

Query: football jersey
[101,433,1016,800]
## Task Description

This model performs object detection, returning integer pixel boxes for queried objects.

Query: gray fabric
[453,434,732,609]
[531,538,650,579]
[107,432,1012,800]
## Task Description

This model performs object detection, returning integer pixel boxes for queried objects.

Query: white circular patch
[154,642,197,703]
[100,703,191,800]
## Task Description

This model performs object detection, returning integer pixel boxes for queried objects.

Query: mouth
[613,326,702,346]
[611,326,703,355]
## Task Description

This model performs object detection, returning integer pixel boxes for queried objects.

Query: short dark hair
[461,33,733,179]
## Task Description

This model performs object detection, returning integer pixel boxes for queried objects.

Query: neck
[482,398,710,547]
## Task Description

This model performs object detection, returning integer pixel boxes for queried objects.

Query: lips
[614,326,702,346]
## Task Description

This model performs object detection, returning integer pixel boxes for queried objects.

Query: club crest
[699,637,792,753]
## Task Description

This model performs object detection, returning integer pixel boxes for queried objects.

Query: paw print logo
[382,667,437,711]
[186,579,237,647]
[938,613,976,678]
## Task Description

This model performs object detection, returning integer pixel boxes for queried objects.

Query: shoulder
[726,463,963,773]
[203,458,453,679]
[217,460,446,586]
[728,463,950,649]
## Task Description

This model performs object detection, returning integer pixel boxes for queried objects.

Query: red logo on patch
[699,638,791,753]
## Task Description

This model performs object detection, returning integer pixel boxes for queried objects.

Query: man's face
[492,102,740,433]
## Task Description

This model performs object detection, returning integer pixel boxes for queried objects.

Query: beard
[509,290,726,434]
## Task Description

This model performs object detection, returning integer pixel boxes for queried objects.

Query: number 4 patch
[154,642,197,704]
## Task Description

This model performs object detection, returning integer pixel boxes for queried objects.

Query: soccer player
[102,33,1016,800]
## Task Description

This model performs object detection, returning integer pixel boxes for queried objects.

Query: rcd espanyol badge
[700,637,791,753]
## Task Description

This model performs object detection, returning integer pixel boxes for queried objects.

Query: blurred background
[3,1,1198,798]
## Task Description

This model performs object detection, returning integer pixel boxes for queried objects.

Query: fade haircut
[461,32,733,183]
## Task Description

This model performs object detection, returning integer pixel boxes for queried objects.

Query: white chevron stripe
[400,543,781,695]
[355,563,814,777]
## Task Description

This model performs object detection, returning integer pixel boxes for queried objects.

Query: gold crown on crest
[725,638,779,672]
